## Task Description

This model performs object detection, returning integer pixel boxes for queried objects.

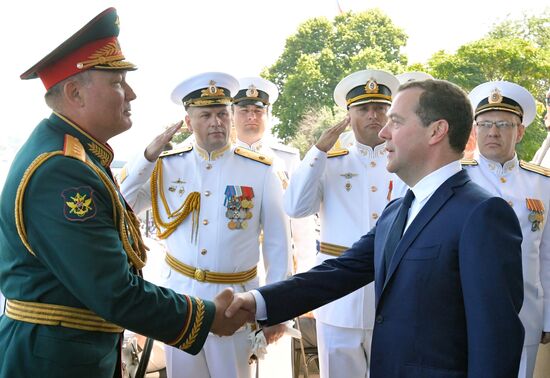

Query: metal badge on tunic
[340,172,358,191]
[224,186,254,230]
[168,178,186,197]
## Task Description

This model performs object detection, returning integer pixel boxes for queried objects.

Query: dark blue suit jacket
[259,170,524,378]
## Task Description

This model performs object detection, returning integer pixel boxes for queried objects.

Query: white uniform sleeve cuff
[251,290,267,321]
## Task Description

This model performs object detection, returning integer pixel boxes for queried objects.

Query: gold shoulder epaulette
[234,147,272,166]
[460,158,478,166]
[63,134,86,162]
[519,160,550,177]
[160,145,193,158]
[327,149,349,158]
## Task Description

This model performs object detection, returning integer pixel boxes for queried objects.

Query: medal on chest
[224,186,254,230]
[526,198,545,232]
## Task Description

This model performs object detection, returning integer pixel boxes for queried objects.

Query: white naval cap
[233,77,279,107]
[333,69,399,109]
[469,81,536,127]
[396,71,434,85]
[171,71,239,107]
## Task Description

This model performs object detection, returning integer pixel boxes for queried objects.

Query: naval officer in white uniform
[232,76,317,274]
[283,69,406,378]
[465,81,550,378]
[120,72,291,378]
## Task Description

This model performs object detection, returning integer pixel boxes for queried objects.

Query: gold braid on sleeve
[150,159,200,241]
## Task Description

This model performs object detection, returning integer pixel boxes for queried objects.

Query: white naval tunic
[464,154,550,347]
[121,143,291,298]
[235,138,317,273]
[120,143,291,378]
[284,142,406,329]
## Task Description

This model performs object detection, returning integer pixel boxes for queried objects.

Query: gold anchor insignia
[488,88,503,104]
[365,79,379,94]
[66,193,93,217]
[246,85,259,98]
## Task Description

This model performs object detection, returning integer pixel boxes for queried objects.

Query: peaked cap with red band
[20,7,136,90]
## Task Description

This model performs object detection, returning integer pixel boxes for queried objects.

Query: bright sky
[0,0,547,170]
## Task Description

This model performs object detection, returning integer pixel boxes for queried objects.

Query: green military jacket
[0,113,215,377]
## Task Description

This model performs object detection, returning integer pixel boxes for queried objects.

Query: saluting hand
[315,116,351,153]
[144,121,184,162]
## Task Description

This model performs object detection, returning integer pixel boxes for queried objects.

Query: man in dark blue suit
[226,79,525,377]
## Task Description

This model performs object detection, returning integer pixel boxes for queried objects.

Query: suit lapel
[382,170,470,290]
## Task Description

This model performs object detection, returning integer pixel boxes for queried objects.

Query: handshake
[210,288,256,336]
[210,288,287,344]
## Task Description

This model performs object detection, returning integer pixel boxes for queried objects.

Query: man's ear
[515,124,526,144]
[185,114,193,133]
[428,119,449,146]
[62,79,84,107]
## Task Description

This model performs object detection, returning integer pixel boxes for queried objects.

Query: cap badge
[364,79,379,94]
[488,88,503,104]
[246,85,259,98]
[201,80,225,97]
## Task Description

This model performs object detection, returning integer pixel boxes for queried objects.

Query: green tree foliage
[264,9,408,141]
[488,9,549,50]
[426,11,550,160]
[290,106,347,158]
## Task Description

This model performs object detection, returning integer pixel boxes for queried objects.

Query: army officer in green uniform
[0,8,248,378]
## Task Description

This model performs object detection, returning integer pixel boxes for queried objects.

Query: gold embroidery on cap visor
[183,81,233,107]
[76,41,135,70]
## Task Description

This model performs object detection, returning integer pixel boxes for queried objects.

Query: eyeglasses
[475,120,517,130]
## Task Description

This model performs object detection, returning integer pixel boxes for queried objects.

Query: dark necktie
[384,189,415,268]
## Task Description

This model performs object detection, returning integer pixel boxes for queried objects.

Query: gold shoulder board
[63,134,86,162]
[160,145,193,158]
[460,158,478,166]
[519,160,550,177]
[234,147,273,166]
[327,149,349,158]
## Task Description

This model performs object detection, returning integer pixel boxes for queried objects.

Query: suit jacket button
[376,315,383,324]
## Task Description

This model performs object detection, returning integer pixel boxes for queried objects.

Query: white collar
[410,160,462,204]
[476,152,518,175]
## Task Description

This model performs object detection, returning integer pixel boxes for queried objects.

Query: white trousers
[165,330,253,378]
[518,344,539,378]
[316,321,373,378]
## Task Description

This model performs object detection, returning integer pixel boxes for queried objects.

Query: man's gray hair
[44,71,92,110]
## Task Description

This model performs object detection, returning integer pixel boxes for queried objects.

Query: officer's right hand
[315,116,350,153]
[211,288,253,336]
[144,121,183,162]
